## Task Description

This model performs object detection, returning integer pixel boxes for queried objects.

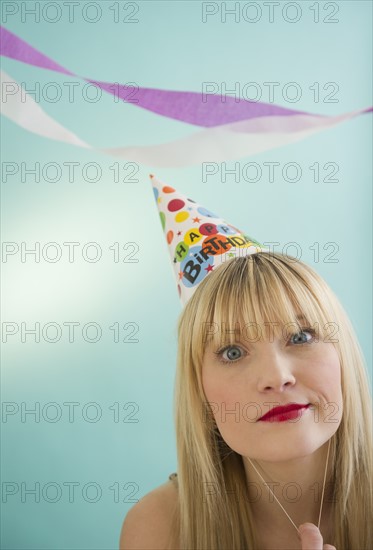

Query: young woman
[120,247,372,548]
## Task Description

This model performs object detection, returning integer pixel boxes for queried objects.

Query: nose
[256,348,296,393]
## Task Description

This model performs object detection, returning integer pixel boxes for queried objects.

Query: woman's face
[201,317,343,461]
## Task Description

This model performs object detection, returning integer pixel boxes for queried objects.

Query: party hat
[150,174,268,306]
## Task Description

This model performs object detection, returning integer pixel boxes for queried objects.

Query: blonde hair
[171,251,372,549]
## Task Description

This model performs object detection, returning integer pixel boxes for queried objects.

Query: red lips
[258,403,310,422]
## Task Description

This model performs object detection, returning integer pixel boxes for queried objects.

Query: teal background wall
[1,1,372,548]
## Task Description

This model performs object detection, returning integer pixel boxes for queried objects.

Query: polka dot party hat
[150,174,268,306]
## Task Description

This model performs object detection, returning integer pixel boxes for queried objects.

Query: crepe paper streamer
[1,69,371,168]
[0,69,89,147]
[0,25,339,128]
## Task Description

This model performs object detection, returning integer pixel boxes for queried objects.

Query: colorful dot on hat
[163,186,175,193]
[153,187,159,200]
[198,207,218,218]
[175,241,189,261]
[175,211,189,223]
[179,245,214,288]
[159,212,166,230]
[184,228,202,246]
[168,199,185,212]
[217,224,236,236]
[202,234,232,255]
[200,222,218,236]
[167,230,174,244]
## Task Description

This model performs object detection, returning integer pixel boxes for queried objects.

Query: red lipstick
[258,403,311,422]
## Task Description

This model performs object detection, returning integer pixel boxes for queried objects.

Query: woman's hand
[299,523,336,550]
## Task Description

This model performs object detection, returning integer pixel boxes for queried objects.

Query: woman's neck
[242,441,335,533]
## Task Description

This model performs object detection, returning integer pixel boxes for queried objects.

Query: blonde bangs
[186,252,337,360]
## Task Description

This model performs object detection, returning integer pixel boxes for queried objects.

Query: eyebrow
[295,314,309,324]
[205,314,310,349]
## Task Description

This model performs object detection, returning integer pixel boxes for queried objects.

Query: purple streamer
[1,25,321,128]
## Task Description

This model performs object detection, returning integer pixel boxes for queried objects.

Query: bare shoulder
[119,479,179,550]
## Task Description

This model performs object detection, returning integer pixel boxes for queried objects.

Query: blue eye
[290,329,315,345]
[214,345,246,364]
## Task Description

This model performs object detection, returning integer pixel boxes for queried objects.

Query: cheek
[202,368,254,441]
[302,347,343,420]
[309,347,342,395]
[202,367,245,405]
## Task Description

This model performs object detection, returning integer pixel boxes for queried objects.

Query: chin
[230,432,326,462]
